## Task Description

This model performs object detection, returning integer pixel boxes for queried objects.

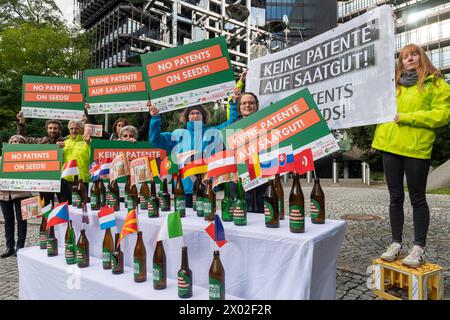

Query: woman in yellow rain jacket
[372,44,450,268]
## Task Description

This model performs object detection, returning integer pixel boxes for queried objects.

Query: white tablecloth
[49,203,346,299]
[18,246,241,300]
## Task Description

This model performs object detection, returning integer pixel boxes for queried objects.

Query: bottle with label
[139,180,150,211]
[264,180,280,228]
[192,175,200,211]
[274,174,285,220]
[310,177,325,224]
[76,229,89,268]
[39,216,48,250]
[71,175,81,207]
[127,181,138,210]
[112,233,124,275]
[47,226,58,257]
[64,220,76,264]
[203,179,215,221]
[90,180,101,210]
[99,179,107,207]
[124,175,131,209]
[107,179,120,211]
[221,182,233,222]
[102,228,114,269]
[77,179,88,209]
[196,177,205,218]
[209,250,225,300]
[161,178,171,211]
[233,178,247,226]
[134,231,147,282]
[174,174,186,218]
[158,179,164,208]
[177,246,193,298]
[148,180,160,218]
[289,173,305,233]
[153,240,167,290]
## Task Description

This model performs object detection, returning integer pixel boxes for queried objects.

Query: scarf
[398,70,418,87]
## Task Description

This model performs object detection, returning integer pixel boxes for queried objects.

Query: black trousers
[0,198,27,250]
[229,181,266,213]
[39,192,62,206]
[383,152,430,247]
[60,180,88,205]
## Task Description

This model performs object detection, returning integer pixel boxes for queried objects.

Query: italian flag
[41,204,52,218]
[157,212,183,241]
[61,159,79,178]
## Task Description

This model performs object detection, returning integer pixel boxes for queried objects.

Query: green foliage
[430,125,450,167]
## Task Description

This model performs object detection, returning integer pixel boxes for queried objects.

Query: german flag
[179,154,207,179]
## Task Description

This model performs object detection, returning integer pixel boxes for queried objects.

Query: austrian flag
[206,150,238,179]
[61,160,79,178]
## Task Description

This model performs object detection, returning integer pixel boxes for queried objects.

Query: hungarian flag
[260,145,295,177]
[157,211,183,241]
[39,203,52,218]
[118,209,138,247]
[294,148,315,175]
[47,202,70,229]
[245,153,261,180]
[179,154,207,179]
[205,215,228,248]
[61,160,79,178]
[206,150,238,179]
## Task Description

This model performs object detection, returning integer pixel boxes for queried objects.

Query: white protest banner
[247,5,396,129]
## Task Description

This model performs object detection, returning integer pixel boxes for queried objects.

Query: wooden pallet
[372,258,444,300]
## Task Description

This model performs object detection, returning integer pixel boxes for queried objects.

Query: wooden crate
[372,258,444,300]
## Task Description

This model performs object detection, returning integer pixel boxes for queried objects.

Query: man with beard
[16,111,65,205]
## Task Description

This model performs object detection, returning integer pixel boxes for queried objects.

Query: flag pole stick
[313,170,317,179]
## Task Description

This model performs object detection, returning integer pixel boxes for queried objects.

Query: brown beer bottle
[264,180,280,228]
[134,231,147,282]
[310,177,325,224]
[148,180,160,218]
[289,173,305,233]
[174,174,186,218]
[90,180,101,210]
[153,240,167,290]
[76,229,89,268]
[196,177,205,217]
[127,182,138,210]
[39,216,48,249]
[71,175,81,207]
[99,179,107,207]
[274,174,285,220]
[112,233,124,274]
[203,179,216,221]
[209,250,225,300]
[77,179,88,209]
[161,178,171,211]
[47,226,58,257]
[139,180,150,211]
[177,246,193,298]
[124,175,131,209]
[108,179,120,211]
[102,228,114,269]
[64,220,76,264]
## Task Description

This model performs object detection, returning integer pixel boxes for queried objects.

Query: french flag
[205,215,228,248]
[99,158,112,178]
[61,160,79,178]
[98,205,116,230]
[90,162,101,181]
[260,145,295,177]
[47,202,70,229]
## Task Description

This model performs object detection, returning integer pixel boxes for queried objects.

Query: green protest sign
[84,66,150,114]
[0,144,62,192]
[221,88,340,190]
[140,36,236,113]
[21,75,85,120]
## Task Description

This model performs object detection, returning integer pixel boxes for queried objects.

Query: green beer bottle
[221,182,233,222]
[64,220,76,264]
[233,178,247,226]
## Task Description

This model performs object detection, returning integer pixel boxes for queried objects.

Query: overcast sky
[55,0,74,24]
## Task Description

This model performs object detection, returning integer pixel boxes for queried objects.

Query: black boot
[1,247,15,258]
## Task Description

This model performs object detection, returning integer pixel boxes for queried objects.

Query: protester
[148,92,240,208]
[119,125,138,143]
[0,135,32,258]
[58,120,91,204]
[372,43,450,267]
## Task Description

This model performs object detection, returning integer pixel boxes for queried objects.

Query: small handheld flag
[205,215,228,248]
[47,202,70,229]
[118,209,138,247]
[98,205,116,230]
[157,211,183,241]
[61,160,79,178]
[294,148,315,175]
[90,162,101,181]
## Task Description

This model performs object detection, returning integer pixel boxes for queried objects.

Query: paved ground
[0,179,448,300]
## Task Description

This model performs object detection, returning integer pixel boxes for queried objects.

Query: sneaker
[380,243,402,262]
[402,246,425,268]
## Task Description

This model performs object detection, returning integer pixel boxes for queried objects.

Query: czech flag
[47,202,70,229]
[205,215,228,248]
[260,145,295,177]
[97,205,116,230]
[61,160,79,178]
[206,150,238,179]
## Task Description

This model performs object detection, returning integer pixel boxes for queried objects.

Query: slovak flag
[61,160,79,178]
[97,205,116,230]
[206,150,238,179]
[89,162,101,181]
[205,215,228,248]
[47,202,70,229]
[99,158,112,178]
[260,145,295,177]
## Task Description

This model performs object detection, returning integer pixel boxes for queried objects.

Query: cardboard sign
[91,140,167,163]
[84,67,150,114]
[84,124,103,137]
[110,153,129,182]
[20,196,41,220]
[21,75,85,120]
[130,157,151,186]
[141,37,236,113]
[0,144,62,192]
[221,88,340,191]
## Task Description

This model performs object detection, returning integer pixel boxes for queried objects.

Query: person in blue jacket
[148,90,240,208]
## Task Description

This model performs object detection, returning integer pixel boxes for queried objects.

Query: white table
[51,203,346,300]
[18,246,240,300]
